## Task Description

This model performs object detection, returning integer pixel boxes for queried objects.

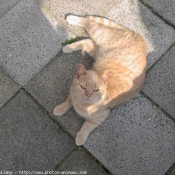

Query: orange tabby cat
[54,15,146,146]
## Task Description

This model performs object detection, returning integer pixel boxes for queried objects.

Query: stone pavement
[0,0,175,174]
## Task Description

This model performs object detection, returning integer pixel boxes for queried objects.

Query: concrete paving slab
[37,0,114,19]
[0,67,19,108]
[36,0,114,37]
[105,0,175,69]
[56,148,109,175]
[84,93,175,175]
[0,90,75,170]
[0,0,20,18]
[25,51,93,137]
[143,0,175,26]
[142,45,175,119]
[0,0,70,85]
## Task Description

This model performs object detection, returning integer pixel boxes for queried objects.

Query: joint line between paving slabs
[139,0,175,30]
[53,147,112,174]
[0,0,22,19]
[24,52,62,87]
[146,42,175,74]
[0,88,21,111]
[140,91,175,124]
[0,66,21,87]
[21,88,76,141]
[53,147,78,170]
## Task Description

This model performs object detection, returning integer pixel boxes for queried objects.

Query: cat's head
[71,64,108,104]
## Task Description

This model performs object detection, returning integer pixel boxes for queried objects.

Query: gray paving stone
[143,0,175,26]
[0,0,20,18]
[0,67,19,108]
[105,0,175,69]
[56,148,109,175]
[0,90,75,170]
[25,51,93,137]
[84,94,175,175]
[142,45,175,119]
[0,0,69,85]
[36,0,114,37]
[37,0,114,19]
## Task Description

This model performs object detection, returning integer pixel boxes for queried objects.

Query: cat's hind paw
[66,15,81,25]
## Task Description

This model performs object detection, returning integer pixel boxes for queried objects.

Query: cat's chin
[84,99,94,104]
[81,97,101,104]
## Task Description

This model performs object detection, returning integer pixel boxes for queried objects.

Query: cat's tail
[86,16,124,29]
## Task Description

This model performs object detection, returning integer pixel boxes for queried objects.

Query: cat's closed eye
[80,85,86,90]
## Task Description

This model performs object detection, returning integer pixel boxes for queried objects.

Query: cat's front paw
[53,105,66,116]
[62,45,73,53]
[75,131,87,146]
[66,15,80,25]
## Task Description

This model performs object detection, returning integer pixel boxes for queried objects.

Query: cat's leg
[63,39,97,57]
[54,95,72,116]
[86,16,124,29]
[75,108,110,146]
[66,15,124,47]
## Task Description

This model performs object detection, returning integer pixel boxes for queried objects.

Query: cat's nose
[86,92,91,98]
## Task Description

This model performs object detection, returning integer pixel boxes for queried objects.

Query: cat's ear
[76,64,87,78]
[101,70,109,82]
